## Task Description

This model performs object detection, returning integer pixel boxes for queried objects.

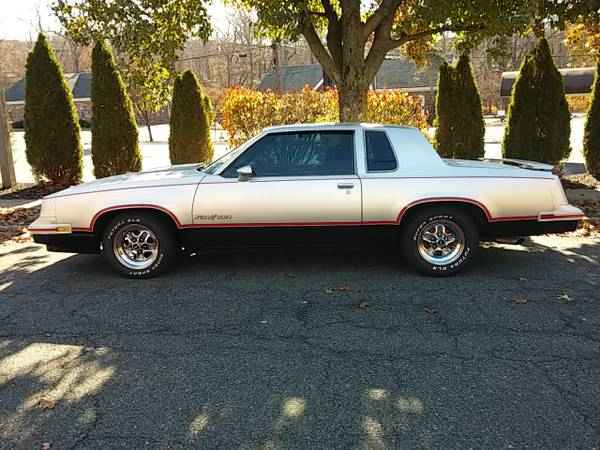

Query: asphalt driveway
[0,234,599,449]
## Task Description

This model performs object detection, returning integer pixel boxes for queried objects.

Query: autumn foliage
[221,87,428,147]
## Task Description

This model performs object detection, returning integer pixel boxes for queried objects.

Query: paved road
[1,234,599,449]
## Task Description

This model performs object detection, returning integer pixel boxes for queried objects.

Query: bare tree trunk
[338,79,369,122]
[338,0,369,122]
[0,90,17,189]
[142,109,154,142]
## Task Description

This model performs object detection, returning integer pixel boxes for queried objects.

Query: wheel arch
[398,199,490,231]
[92,205,181,237]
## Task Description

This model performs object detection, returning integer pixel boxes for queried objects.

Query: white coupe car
[30,123,584,278]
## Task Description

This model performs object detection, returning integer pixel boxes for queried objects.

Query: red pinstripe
[68,199,582,233]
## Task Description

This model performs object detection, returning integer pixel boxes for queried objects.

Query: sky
[0,0,232,41]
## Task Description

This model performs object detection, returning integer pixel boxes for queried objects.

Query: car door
[192,130,362,227]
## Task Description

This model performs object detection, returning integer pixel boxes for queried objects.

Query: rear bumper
[537,205,585,222]
[32,233,100,254]
[485,205,584,238]
[484,219,580,238]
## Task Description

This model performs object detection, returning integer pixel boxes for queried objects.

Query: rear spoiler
[479,158,556,173]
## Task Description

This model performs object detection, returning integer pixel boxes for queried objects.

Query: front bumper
[30,218,99,253]
[32,232,100,254]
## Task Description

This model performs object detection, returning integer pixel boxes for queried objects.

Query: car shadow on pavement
[1,239,599,448]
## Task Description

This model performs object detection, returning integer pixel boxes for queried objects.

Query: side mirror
[237,165,254,181]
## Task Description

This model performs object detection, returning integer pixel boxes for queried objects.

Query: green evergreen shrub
[434,62,455,158]
[452,53,485,160]
[24,33,82,184]
[169,70,214,165]
[584,61,600,179]
[91,40,142,178]
[503,38,571,164]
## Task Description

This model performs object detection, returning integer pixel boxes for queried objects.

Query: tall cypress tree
[24,33,82,184]
[584,61,600,179]
[91,40,141,178]
[434,62,455,158]
[503,38,571,164]
[452,53,485,160]
[169,70,214,165]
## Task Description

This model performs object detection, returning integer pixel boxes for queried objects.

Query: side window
[221,131,355,178]
[365,130,397,171]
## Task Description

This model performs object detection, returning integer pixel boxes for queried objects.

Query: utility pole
[0,88,17,189]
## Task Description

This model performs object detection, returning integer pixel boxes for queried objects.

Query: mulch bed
[561,173,600,190]
[0,205,41,245]
[0,182,68,201]
[0,182,70,245]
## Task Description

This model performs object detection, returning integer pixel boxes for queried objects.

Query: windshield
[201,146,244,175]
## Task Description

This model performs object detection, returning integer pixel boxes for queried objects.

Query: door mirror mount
[237,165,254,181]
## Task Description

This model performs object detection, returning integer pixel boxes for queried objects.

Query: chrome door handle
[337,183,354,189]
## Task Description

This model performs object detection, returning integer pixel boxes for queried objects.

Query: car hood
[46,164,207,198]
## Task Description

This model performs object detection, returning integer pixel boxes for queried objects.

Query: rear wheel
[101,212,178,278]
[401,207,479,276]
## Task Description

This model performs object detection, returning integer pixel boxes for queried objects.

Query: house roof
[5,72,92,104]
[500,67,596,97]
[258,64,323,92]
[257,56,442,92]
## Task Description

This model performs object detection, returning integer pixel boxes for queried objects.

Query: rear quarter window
[365,131,397,172]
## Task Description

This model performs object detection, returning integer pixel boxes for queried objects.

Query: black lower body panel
[178,225,399,251]
[33,232,100,253]
[483,220,579,239]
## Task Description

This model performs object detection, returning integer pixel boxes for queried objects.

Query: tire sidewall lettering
[411,213,472,273]
[107,217,165,276]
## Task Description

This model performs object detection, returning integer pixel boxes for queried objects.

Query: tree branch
[385,23,487,51]
[319,0,343,68]
[362,0,403,43]
[365,22,485,82]
[298,12,341,84]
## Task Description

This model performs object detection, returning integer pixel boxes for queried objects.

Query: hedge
[169,70,214,165]
[584,61,600,179]
[503,38,571,164]
[24,33,83,184]
[91,40,142,178]
[221,87,427,147]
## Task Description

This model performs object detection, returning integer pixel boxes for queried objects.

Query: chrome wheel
[417,220,465,266]
[113,224,159,270]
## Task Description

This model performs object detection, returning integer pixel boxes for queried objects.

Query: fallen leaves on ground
[0,182,67,200]
[558,293,574,304]
[0,205,40,245]
[37,397,57,410]
[561,174,600,190]
[573,217,600,238]
[512,298,528,305]
[325,287,352,294]
[351,301,369,310]
[424,306,438,315]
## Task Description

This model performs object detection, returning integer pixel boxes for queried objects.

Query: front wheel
[401,207,479,276]
[101,212,178,278]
